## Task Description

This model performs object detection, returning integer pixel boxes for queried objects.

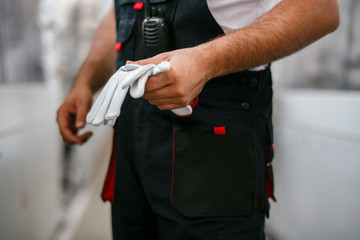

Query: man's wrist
[73,62,113,94]
[194,43,223,82]
[195,35,237,81]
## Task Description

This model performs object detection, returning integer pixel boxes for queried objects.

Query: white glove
[86,61,194,127]
[86,69,126,126]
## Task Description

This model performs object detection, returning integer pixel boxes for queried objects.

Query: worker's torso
[113,0,275,217]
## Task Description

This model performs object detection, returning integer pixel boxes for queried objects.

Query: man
[57,0,339,239]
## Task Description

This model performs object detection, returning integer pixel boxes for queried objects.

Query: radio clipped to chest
[142,0,173,57]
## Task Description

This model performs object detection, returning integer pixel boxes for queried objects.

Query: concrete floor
[70,151,112,240]
[73,173,112,240]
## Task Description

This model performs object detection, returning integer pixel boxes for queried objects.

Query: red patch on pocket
[214,126,226,135]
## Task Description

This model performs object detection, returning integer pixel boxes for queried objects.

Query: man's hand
[56,86,93,145]
[134,48,211,110]
[56,7,116,145]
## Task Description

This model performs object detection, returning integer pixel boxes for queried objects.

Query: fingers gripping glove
[86,61,194,126]
[126,62,194,116]
[126,62,194,117]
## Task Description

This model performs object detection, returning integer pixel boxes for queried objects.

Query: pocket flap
[117,18,135,44]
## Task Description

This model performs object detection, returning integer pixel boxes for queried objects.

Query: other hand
[56,86,93,145]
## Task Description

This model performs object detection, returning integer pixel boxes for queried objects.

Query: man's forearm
[126,0,339,110]
[197,0,339,79]
[73,8,117,93]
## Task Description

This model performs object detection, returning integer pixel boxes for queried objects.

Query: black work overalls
[111,0,275,239]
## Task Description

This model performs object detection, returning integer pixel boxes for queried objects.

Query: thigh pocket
[170,131,256,217]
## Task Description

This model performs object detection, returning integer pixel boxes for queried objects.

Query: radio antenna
[144,0,151,19]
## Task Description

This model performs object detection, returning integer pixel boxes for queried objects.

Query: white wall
[266,90,360,240]
[0,0,113,239]
[0,85,62,240]
[266,1,360,239]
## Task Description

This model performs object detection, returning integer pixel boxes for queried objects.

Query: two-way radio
[142,0,173,57]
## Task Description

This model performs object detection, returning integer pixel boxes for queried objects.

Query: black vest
[113,0,275,215]
[113,0,226,66]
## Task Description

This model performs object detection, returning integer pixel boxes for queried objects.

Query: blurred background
[0,0,359,239]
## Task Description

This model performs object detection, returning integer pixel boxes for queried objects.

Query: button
[241,101,250,110]
[250,78,258,87]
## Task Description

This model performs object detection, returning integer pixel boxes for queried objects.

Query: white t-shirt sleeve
[206,0,281,70]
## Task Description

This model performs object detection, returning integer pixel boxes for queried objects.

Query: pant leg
[111,96,159,240]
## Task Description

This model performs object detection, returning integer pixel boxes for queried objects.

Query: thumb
[127,53,168,66]
[127,58,154,66]
[75,101,89,129]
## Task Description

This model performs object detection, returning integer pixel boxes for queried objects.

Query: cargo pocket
[170,131,256,217]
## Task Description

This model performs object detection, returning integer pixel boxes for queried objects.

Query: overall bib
[111,0,275,239]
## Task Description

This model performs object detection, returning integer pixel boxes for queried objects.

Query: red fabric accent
[190,97,199,108]
[115,42,122,51]
[133,2,144,10]
[214,126,226,135]
[266,168,276,202]
[101,129,117,203]
[169,127,190,216]
[174,97,199,118]
[265,139,276,202]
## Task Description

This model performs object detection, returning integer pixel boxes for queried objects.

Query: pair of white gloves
[86,61,193,126]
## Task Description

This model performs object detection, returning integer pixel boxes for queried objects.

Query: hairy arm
[56,8,116,145]
[200,0,340,77]
[139,0,339,110]
[73,8,117,93]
